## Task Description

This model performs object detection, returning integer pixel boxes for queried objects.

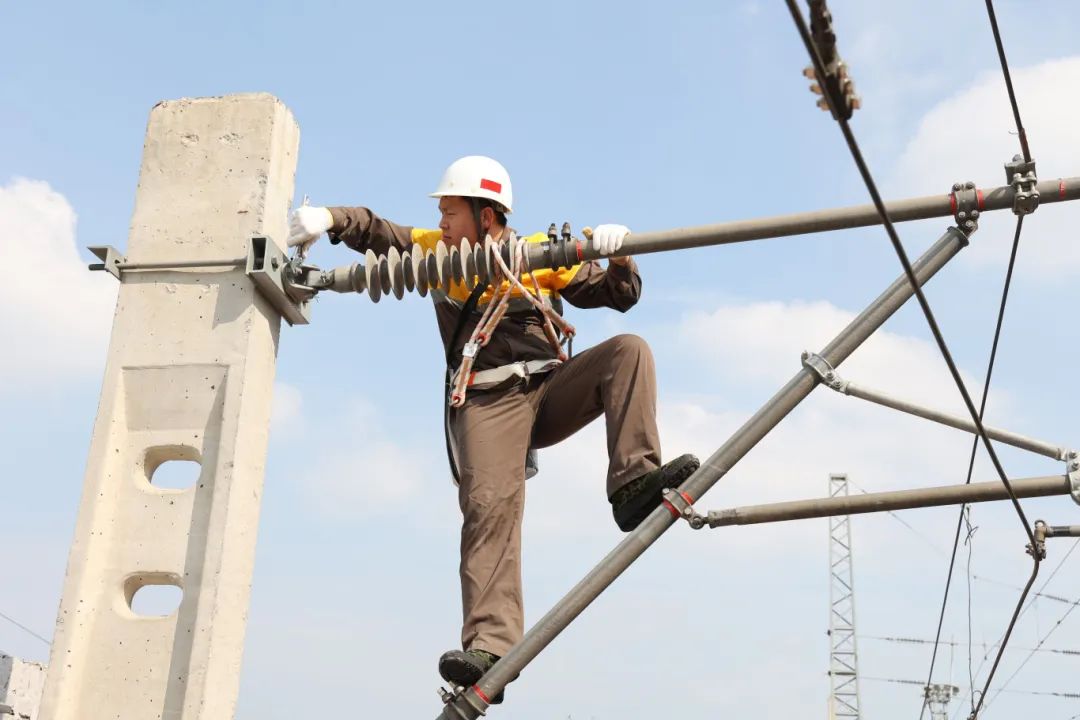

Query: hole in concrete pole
[125,574,184,617]
[145,446,202,490]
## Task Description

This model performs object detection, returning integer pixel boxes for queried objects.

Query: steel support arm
[523,177,1080,268]
[801,355,1072,462]
[703,475,1068,527]
[437,226,969,719]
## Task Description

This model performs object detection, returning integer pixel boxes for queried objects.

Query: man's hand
[592,224,632,266]
[287,205,334,252]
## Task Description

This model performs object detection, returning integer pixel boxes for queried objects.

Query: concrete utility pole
[827,474,862,720]
[38,94,299,720]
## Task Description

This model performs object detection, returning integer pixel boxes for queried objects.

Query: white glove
[287,205,334,250]
[592,224,630,256]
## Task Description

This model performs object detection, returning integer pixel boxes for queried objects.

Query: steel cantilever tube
[705,475,1070,527]
[522,177,1080,268]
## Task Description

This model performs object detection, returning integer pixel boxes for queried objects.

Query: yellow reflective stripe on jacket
[410,229,581,305]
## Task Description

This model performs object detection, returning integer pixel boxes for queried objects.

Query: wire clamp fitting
[802,0,860,120]
[800,351,846,391]
[1027,520,1049,560]
[661,487,706,529]
[1005,154,1039,216]
[437,685,488,718]
[1066,450,1080,506]
[949,181,982,236]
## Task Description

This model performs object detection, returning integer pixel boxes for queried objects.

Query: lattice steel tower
[828,473,862,719]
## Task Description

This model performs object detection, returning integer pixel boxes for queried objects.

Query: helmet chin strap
[470,197,486,247]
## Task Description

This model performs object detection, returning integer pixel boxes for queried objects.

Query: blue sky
[3,1,1080,718]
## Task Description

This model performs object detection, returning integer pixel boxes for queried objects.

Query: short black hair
[475,198,508,228]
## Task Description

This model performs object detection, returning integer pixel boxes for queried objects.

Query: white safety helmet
[430,155,513,214]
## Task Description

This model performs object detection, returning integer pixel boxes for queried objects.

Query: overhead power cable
[923,215,1024,719]
[862,675,1080,699]
[952,538,1080,720]
[782,4,1040,719]
[860,634,1080,658]
[982,543,1080,711]
[983,0,1031,163]
[0,609,51,647]
[965,1,1039,715]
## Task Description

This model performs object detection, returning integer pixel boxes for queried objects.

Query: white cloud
[681,298,983,411]
[290,397,445,522]
[891,57,1080,278]
[0,178,116,384]
[269,381,303,435]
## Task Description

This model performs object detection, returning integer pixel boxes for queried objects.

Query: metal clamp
[803,0,860,121]
[800,351,847,391]
[661,487,706,529]
[1005,154,1039,216]
[949,181,981,236]
[437,685,488,718]
[88,238,312,326]
[1067,450,1080,506]
[535,222,581,271]
[247,236,313,326]
[1028,520,1048,560]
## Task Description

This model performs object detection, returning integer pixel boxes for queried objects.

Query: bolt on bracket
[1006,154,1040,216]
[437,684,488,719]
[246,236,313,326]
[88,238,313,326]
[950,181,982,236]
[1067,450,1080,506]
[801,351,847,391]
[662,487,707,529]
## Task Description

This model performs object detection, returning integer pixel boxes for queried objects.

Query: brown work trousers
[449,333,661,656]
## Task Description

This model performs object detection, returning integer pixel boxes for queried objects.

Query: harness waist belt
[459,358,562,390]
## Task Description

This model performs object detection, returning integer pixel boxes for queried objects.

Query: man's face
[438,196,477,249]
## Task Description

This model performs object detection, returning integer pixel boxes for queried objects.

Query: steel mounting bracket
[662,487,706,529]
[437,684,488,719]
[87,245,127,280]
[949,181,981,236]
[801,350,847,391]
[1005,154,1040,216]
[1066,450,1080,506]
[246,236,314,326]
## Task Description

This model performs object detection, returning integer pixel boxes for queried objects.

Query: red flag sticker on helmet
[480,178,502,193]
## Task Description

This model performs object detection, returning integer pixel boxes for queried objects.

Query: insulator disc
[474,239,488,285]
[401,248,416,294]
[349,262,366,293]
[450,245,463,285]
[484,236,497,284]
[462,240,477,290]
[435,242,448,290]
[377,256,392,296]
[414,245,429,298]
[425,249,438,292]
[364,249,382,303]
[387,246,405,300]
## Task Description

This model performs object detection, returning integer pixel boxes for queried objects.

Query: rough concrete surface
[1,653,46,719]
[37,93,299,720]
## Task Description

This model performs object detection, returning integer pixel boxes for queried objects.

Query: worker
[286,155,699,702]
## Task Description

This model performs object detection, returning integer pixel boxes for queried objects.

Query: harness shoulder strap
[444,281,488,486]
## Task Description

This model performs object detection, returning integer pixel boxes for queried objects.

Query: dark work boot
[438,649,506,704]
[610,454,701,532]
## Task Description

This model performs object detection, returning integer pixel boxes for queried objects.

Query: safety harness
[448,230,576,407]
[441,218,578,484]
